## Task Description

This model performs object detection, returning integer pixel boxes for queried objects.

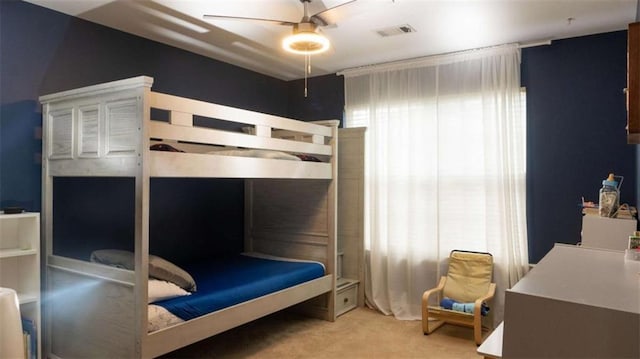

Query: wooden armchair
[422,250,496,345]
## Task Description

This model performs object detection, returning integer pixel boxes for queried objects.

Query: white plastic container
[624,249,640,262]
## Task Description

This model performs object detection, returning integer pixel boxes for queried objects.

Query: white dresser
[481,244,640,358]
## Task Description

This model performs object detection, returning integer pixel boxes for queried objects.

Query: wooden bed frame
[40,76,338,358]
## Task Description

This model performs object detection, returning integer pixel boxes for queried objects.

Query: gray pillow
[148,254,196,292]
[90,249,135,269]
[90,249,197,292]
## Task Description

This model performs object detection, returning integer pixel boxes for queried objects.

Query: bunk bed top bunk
[40,75,338,180]
[40,76,339,358]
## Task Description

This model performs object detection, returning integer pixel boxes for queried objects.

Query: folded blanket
[440,297,489,316]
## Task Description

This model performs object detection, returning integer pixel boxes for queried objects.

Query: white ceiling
[25,0,639,81]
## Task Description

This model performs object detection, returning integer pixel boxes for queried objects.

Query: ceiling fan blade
[309,0,357,27]
[203,14,296,26]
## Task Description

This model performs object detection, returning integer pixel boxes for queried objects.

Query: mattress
[152,253,325,322]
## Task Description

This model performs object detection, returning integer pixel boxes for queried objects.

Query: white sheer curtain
[342,44,528,323]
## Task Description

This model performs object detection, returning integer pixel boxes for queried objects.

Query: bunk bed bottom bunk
[46,253,334,358]
[145,253,326,328]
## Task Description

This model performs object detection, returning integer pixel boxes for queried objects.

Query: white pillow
[148,279,191,303]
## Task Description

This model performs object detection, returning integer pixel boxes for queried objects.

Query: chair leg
[424,318,445,335]
[473,315,483,345]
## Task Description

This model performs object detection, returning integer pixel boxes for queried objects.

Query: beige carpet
[160,307,483,358]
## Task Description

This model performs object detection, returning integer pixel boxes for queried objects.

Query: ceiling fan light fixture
[282,24,330,55]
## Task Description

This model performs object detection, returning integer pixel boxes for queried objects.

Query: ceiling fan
[203,0,357,55]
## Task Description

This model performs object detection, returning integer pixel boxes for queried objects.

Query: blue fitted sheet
[154,253,325,321]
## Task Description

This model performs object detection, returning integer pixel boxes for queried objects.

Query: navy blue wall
[52,177,244,265]
[0,100,41,210]
[287,75,345,124]
[522,31,638,263]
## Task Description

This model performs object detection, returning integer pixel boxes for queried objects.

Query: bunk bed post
[41,101,53,358]
[325,120,339,321]
[136,81,153,358]
[244,180,253,252]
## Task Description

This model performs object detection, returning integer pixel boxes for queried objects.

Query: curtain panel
[343,44,528,323]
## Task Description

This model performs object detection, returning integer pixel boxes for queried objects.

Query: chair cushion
[442,251,493,303]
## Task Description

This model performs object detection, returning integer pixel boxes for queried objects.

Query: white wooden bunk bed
[40,76,338,358]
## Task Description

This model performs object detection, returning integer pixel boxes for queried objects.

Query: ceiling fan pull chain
[304,53,309,97]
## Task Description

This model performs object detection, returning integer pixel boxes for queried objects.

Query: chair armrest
[476,282,496,303]
[473,282,496,314]
[422,276,447,308]
[422,276,448,334]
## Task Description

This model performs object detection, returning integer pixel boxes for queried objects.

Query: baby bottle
[599,173,619,217]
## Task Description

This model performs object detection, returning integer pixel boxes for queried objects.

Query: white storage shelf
[335,278,358,316]
[0,212,41,358]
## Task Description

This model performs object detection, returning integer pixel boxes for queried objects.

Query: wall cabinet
[0,212,40,358]
[336,127,366,316]
[628,22,639,143]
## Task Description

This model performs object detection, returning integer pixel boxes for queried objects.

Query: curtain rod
[518,39,552,48]
[338,40,550,78]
